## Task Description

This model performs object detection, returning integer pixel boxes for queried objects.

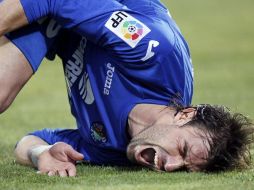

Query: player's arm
[14,135,49,166]
[0,36,33,113]
[11,0,155,65]
[1,0,160,69]
[0,16,63,113]
[0,0,151,60]
[0,0,127,44]
[0,0,28,36]
[15,135,83,177]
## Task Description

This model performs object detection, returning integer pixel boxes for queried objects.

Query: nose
[164,156,184,172]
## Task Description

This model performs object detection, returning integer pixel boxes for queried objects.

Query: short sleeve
[19,0,175,65]
[5,18,61,72]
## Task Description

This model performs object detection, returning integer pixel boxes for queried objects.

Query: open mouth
[140,148,159,170]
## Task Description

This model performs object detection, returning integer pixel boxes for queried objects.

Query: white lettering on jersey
[37,18,61,38]
[65,37,95,105]
[46,20,61,38]
[65,76,72,98]
[141,40,160,61]
[79,73,94,105]
[105,11,151,48]
[65,38,87,88]
[104,63,115,95]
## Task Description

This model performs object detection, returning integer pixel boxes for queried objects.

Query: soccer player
[0,0,253,176]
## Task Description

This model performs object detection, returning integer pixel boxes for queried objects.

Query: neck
[127,104,176,138]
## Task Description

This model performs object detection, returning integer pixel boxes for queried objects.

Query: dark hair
[180,104,254,172]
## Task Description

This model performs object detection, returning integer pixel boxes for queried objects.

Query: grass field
[1,0,254,189]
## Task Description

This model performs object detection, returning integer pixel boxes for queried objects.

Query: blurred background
[167,0,254,117]
[0,0,254,163]
[0,1,254,189]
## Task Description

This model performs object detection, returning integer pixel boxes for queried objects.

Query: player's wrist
[28,145,53,168]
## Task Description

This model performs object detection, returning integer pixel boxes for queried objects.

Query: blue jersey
[7,0,193,166]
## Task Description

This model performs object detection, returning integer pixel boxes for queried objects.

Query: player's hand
[37,142,84,177]
[49,142,84,163]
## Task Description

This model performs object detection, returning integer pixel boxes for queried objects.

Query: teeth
[154,152,159,168]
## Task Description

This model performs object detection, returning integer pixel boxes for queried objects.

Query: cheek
[188,146,209,166]
[142,126,170,141]
[155,129,181,154]
[157,138,180,156]
[135,126,180,152]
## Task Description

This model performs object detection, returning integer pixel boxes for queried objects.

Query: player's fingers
[48,170,57,176]
[65,147,84,161]
[36,170,43,175]
[66,164,77,177]
[37,170,48,175]
[58,170,68,177]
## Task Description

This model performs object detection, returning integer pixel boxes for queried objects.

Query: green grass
[1,0,254,189]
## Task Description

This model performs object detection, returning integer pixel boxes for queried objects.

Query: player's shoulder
[122,0,176,48]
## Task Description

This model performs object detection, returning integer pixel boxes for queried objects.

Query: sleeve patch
[105,11,151,48]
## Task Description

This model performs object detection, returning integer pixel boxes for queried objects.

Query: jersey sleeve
[19,0,193,105]
[19,0,161,64]
[5,17,61,72]
[19,0,128,44]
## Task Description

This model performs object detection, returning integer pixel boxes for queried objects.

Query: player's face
[127,111,210,172]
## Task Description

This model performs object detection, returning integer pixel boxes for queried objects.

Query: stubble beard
[126,125,162,162]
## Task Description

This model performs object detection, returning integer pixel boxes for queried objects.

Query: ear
[174,107,196,126]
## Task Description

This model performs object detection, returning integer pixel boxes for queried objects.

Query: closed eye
[180,141,189,159]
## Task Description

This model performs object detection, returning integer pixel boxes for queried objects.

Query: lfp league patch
[105,11,151,48]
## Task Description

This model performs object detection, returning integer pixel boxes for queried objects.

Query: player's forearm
[0,0,28,36]
[14,135,49,167]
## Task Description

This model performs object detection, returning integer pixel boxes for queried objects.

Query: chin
[126,142,137,163]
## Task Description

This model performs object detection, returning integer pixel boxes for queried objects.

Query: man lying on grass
[0,0,253,176]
